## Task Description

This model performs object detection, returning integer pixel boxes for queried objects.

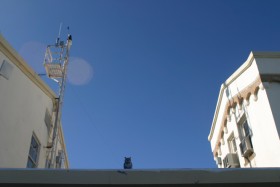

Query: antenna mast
[55,23,63,46]
[43,24,72,168]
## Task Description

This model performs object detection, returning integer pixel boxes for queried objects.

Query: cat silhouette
[123,157,132,169]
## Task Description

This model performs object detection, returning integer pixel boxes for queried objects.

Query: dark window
[243,120,250,137]
[238,116,254,157]
[27,135,40,168]
[56,151,65,168]
[0,60,13,80]
[228,134,237,153]
[238,116,251,139]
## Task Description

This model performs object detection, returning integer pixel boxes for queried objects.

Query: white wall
[0,51,53,168]
[255,57,280,135]
[246,85,280,167]
[211,53,280,168]
[210,60,259,152]
[263,83,280,136]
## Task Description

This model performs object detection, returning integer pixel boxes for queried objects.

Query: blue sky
[1,0,280,169]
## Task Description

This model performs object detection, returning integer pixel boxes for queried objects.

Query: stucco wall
[210,59,259,151]
[265,83,280,138]
[246,85,280,167]
[255,57,280,135]
[0,34,69,169]
[0,51,52,168]
[210,52,280,168]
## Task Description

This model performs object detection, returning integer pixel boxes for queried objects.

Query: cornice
[209,52,280,142]
[0,34,57,101]
[212,76,262,156]
[212,73,280,156]
[208,52,255,141]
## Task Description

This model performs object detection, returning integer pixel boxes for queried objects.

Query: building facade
[0,34,69,169]
[208,52,280,168]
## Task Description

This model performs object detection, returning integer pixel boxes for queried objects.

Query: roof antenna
[43,23,72,168]
[56,23,63,46]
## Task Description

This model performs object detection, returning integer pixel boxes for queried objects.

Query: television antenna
[43,23,72,168]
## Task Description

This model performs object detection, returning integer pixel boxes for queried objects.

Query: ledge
[0,168,280,186]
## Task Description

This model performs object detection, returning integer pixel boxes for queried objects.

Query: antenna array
[43,24,72,168]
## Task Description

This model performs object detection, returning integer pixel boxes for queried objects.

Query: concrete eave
[208,51,280,141]
[0,34,57,101]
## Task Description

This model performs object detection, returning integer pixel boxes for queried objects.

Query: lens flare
[19,41,93,86]
[67,57,93,85]
[19,41,46,73]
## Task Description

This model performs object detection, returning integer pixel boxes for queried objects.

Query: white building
[208,51,280,168]
[0,34,69,169]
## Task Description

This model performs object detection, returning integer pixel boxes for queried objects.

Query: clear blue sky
[1,0,280,169]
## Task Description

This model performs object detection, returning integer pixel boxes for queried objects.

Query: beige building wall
[0,34,69,168]
[209,52,280,168]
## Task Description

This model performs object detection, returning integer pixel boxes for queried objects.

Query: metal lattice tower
[43,25,72,168]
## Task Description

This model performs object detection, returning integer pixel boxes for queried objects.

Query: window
[218,145,222,156]
[27,135,40,168]
[56,150,65,169]
[238,115,254,157]
[242,120,250,137]
[228,134,237,153]
[224,124,228,134]
[239,117,250,140]
[216,156,222,166]
[0,60,13,80]
[45,159,51,169]
[220,132,225,145]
